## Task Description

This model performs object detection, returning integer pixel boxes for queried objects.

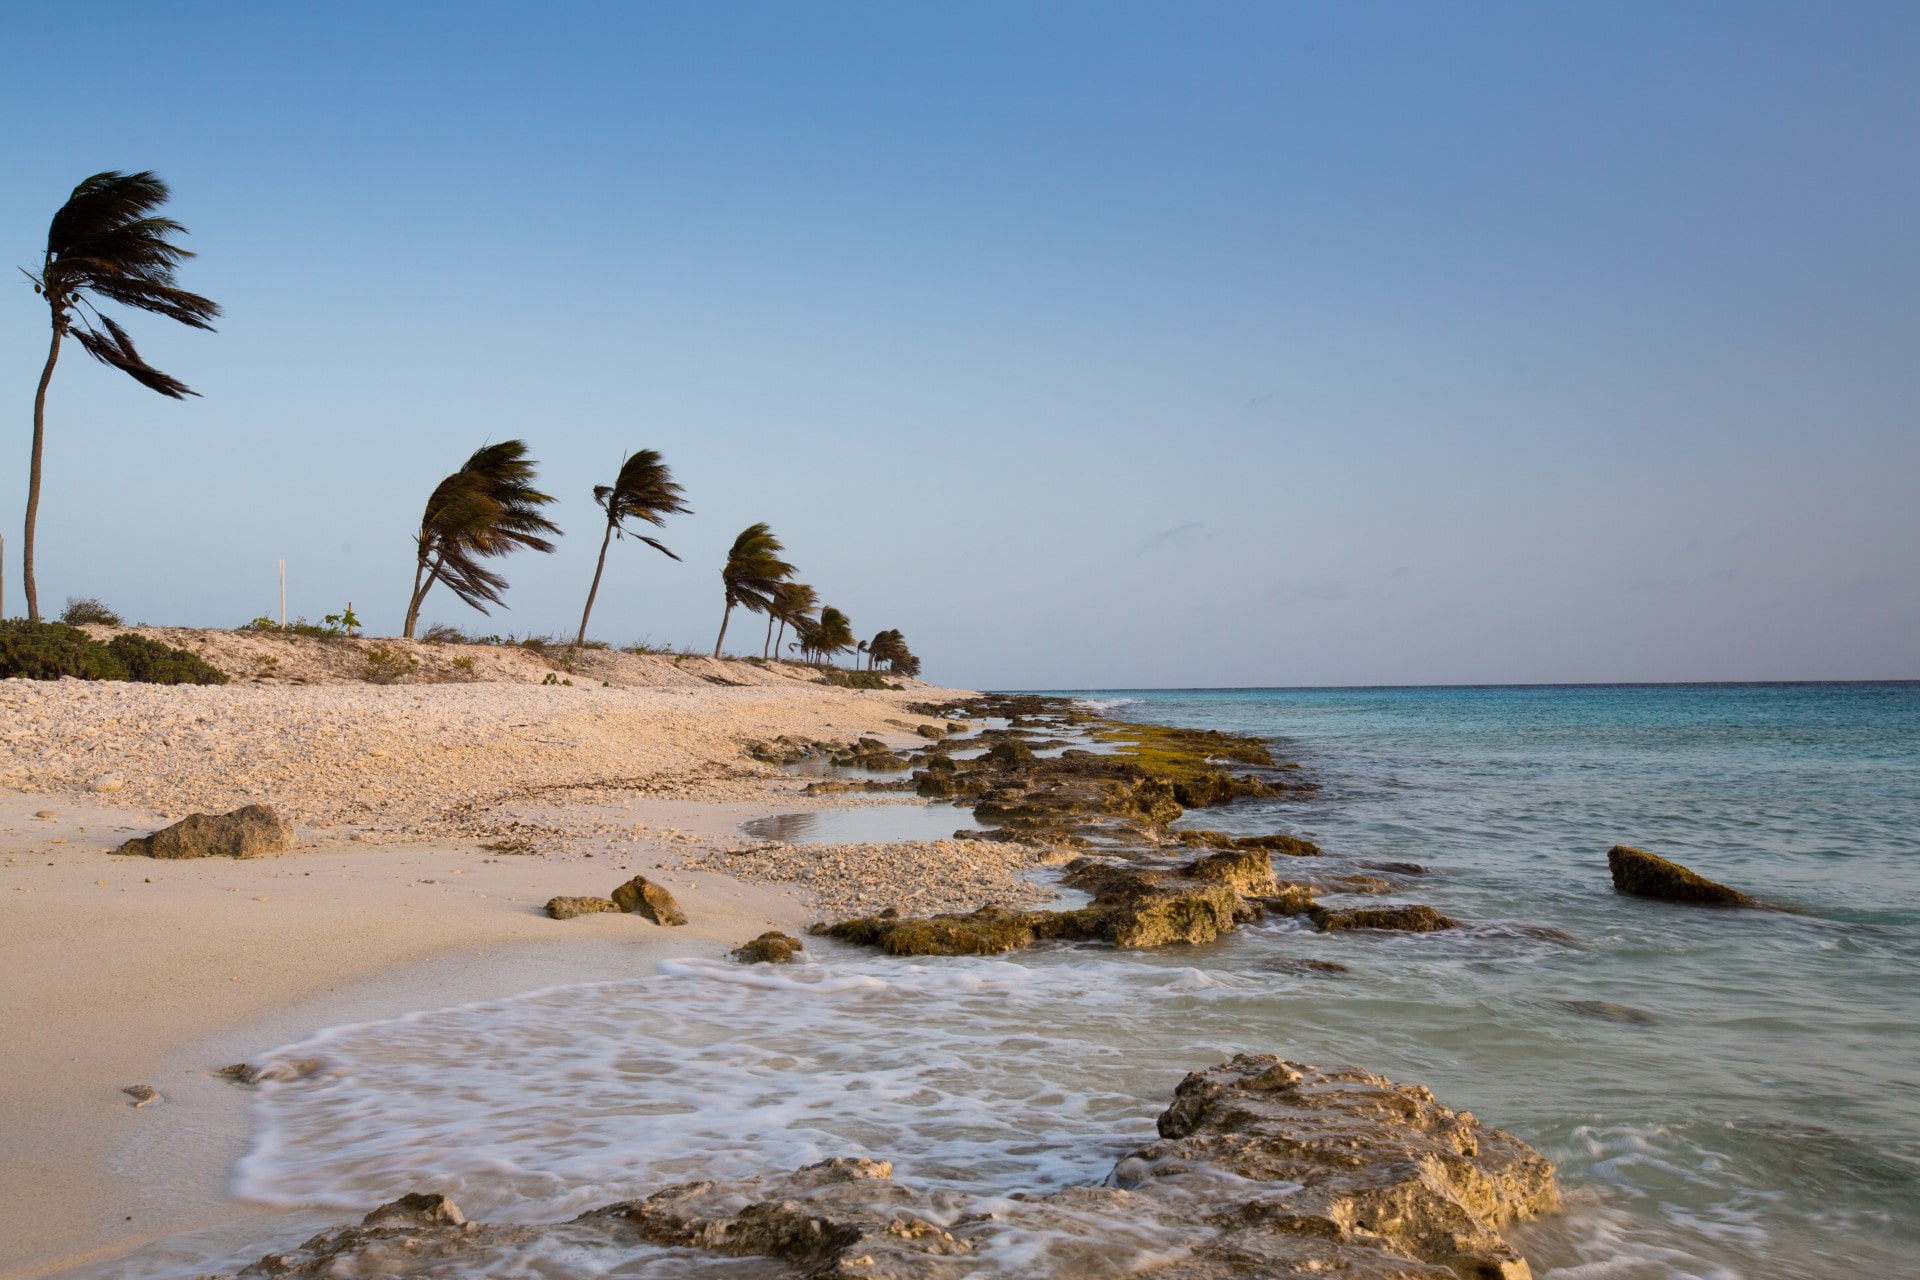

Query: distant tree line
[16,170,924,678]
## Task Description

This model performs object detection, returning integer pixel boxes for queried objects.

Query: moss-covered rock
[1310,904,1456,933]
[1180,846,1278,896]
[546,895,619,920]
[611,875,688,926]
[731,931,804,963]
[1607,845,1755,906]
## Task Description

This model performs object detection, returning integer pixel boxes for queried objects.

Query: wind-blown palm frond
[21,171,219,620]
[714,523,795,656]
[813,606,854,667]
[577,449,690,645]
[404,440,560,636]
[766,580,819,659]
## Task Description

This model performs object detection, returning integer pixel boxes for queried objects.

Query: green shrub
[816,668,900,690]
[362,645,418,684]
[60,596,123,626]
[0,621,129,680]
[242,616,337,639]
[106,633,230,685]
[0,622,227,684]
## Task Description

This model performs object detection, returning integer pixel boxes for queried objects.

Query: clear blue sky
[3,2,1914,688]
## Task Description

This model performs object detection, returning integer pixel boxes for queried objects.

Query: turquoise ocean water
[80,682,1918,1280]
[1073,681,1920,1277]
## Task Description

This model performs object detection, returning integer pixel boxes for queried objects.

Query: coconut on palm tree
[22,171,219,621]
[713,523,794,657]
[575,450,689,647]
[403,441,560,638]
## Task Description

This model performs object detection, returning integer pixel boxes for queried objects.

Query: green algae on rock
[610,875,688,925]
[1309,903,1457,932]
[1608,844,1756,906]
[545,895,620,920]
[731,930,804,963]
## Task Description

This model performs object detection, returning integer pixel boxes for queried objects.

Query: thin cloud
[1140,521,1206,552]
[1268,578,1350,606]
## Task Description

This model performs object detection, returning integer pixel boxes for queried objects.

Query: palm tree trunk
[775,618,787,661]
[22,324,62,623]
[714,601,733,657]
[576,519,615,647]
[763,612,777,659]
[403,550,441,639]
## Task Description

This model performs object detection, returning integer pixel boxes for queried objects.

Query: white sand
[0,652,982,1278]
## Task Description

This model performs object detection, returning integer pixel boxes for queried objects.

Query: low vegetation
[59,596,122,626]
[0,620,226,684]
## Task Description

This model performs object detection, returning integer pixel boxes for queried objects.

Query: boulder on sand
[1607,845,1755,906]
[546,896,619,920]
[116,804,290,859]
[611,875,688,926]
[732,931,804,963]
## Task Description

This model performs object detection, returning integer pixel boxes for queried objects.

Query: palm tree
[866,629,906,670]
[22,171,219,622]
[403,441,560,638]
[765,580,818,660]
[813,606,854,667]
[575,450,689,647]
[713,523,793,657]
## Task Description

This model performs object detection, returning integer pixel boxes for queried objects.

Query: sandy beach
[0,638,985,1278]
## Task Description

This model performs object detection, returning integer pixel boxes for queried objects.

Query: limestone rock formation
[115,804,290,859]
[1311,903,1457,932]
[611,875,688,926]
[1127,1054,1558,1278]
[732,930,804,963]
[1607,845,1755,906]
[219,1058,1556,1280]
[546,895,620,920]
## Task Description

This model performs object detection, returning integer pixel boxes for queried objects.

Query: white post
[279,559,286,626]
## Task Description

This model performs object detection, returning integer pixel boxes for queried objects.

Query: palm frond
[69,315,196,398]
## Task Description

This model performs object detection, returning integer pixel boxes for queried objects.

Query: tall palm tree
[23,171,219,622]
[575,449,689,647]
[713,523,794,657]
[813,606,854,668]
[767,581,818,660]
[403,441,560,638]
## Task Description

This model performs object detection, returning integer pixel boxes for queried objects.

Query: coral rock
[1607,845,1755,906]
[116,804,290,859]
[610,875,688,926]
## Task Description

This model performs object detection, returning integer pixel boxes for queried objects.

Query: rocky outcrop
[221,1057,1556,1280]
[1128,1054,1558,1278]
[732,930,804,963]
[611,875,688,925]
[1311,903,1457,932]
[546,895,619,920]
[818,858,1257,956]
[1607,845,1755,906]
[115,804,290,859]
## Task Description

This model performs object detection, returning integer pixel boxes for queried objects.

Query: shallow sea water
[77,683,1920,1279]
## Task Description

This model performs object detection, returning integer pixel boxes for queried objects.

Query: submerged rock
[732,930,804,963]
[1311,903,1457,932]
[221,1058,1556,1280]
[546,895,619,920]
[611,875,689,925]
[115,804,290,859]
[1607,845,1755,906]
